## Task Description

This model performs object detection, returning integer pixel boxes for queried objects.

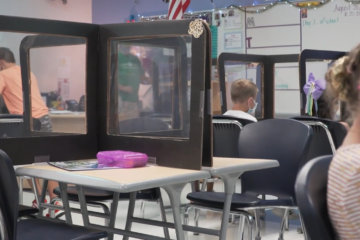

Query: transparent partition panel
[0,32,87,138]
[305,60,341,120]
[108,36,191,138]
[212,64,221,115]
[274,62,300,119]
[224,61,263,118]
[29,36,87,134]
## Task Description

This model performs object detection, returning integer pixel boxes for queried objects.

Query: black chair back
[78,95,85,112]
[0,115,41,137]
[300,122,334,167]
[119,117,170,134]
[295,155,335,240]
[292,116,347,149]
[0,149,19,240]
[239,119,313,202]
[212,118,242,158]
[213,115,255,127]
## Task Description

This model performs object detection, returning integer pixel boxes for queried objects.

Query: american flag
[168,0,191,20]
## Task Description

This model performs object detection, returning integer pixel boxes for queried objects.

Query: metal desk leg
[108,193,119,240]
[76,186,90,225]
[59,183,72,224]
[158,196,171,239]
[123,192,137,240]
[217,172,242,240]
[32,178,47,217]
[162,183,187,240]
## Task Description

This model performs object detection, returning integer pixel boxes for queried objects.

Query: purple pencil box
[96,150,148,168]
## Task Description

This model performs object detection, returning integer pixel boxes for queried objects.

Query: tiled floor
[21,182,305,240]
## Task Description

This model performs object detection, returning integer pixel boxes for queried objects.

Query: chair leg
[238,215,246,240]
[194,207,200,235]
[299,212,309,240]
[158,197,170,239]
[243,213,254,240]
[278,208,289,240]
[183,205,192,240]
[285,214,289,231]
[140,201,146,218]
[254,209,262,240]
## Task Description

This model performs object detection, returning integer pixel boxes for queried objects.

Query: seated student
[326,49,360,240]
[194,79,258,196]
[0,47,62,217]
[223,79,258,122]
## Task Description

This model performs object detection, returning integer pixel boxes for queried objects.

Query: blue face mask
[247,98,258,114]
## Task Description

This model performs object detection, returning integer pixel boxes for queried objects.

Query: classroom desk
[16,164,210,240]
[16,158,279,240]
[49,113,86,134]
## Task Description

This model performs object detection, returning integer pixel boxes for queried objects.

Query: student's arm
[0,74,6,94]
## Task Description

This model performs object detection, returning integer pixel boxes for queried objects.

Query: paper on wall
[57,56,71,100]
[225,14,241,29]
[57,56,71,79]
[224,32,243,50]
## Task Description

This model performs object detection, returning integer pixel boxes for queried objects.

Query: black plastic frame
[19,35,86,136]
[299,49,346,115]
[268,54,299,118]
[0,15,99,165]
[218,53,269,118]
[97,20,210,170]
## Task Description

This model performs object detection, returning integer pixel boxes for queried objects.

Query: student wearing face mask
[193,79,258,199]
[223,79,258,122]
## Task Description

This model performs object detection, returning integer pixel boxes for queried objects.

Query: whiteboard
[211,0,360,116]
[302,0,360,51]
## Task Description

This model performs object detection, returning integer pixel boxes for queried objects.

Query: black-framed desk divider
[20,35,87,137]
[0,16,212,170]
[299,49,347,119]
[218,53,270,119]
[0,15,213,170]
[267,54,300,119]
[0,15,99,165]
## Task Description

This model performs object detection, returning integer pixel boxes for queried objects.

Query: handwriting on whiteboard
[334,4,360,17]
[302,17,339,27]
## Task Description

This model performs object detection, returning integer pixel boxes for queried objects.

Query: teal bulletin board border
[210,25,218,58]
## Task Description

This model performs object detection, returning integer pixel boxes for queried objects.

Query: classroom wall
[0,0,92,103]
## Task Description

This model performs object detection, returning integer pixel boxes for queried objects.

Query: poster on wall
[58,78,70,100]
[57,56,71,100]
[224,32,243,51]
[212,8,245,56]
[224,12,242,29]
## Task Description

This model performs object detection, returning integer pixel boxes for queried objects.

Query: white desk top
[207,157,279,176]
[16,158,279,193]
[16,164,210,193]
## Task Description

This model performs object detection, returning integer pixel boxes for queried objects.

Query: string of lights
[343,0,360,3]
[226,0,331,14]
[139,0,360,21]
